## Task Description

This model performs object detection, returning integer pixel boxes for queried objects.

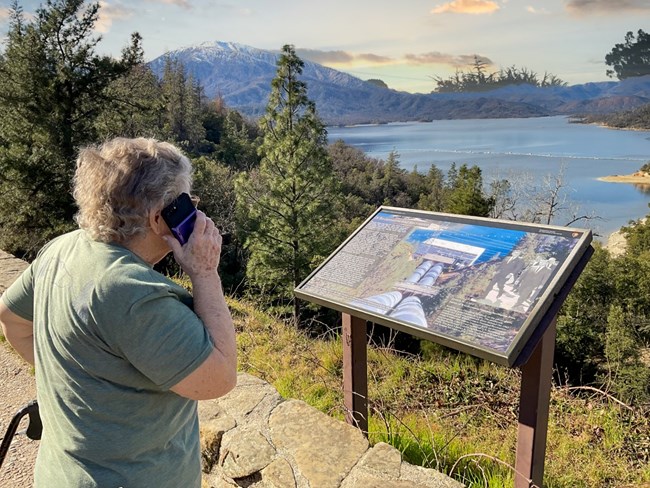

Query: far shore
[598,172,650,184]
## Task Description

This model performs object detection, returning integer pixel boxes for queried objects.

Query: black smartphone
[161,193,197,246]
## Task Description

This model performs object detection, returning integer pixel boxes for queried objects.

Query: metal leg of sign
[342,313,368,435]
[515,317,557,488]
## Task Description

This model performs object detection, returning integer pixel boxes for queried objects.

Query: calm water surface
[328,116,650,240]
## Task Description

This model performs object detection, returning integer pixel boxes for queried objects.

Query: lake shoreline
[598,173,650,184]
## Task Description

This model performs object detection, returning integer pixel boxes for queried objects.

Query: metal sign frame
[295,206,592,366]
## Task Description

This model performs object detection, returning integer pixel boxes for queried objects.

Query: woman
[0,137,237,487]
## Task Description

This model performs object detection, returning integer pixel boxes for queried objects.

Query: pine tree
[444,163,493,217]
[235,45,338,324]
[96,33,165,139]
[380,150,406,205]
[160,57,206,151]
[217,111,259,170]
[417,165,445,212]
[0,0,138,258]
[605,29,650,80]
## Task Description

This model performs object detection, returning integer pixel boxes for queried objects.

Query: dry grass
[229,297,650,487]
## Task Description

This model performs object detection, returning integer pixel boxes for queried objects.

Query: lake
[328,116,650,241]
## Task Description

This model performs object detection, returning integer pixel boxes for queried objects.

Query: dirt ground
[0,250,37,488]
[0,344,37,487]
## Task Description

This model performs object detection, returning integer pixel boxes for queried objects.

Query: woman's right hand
[163,210,223,280]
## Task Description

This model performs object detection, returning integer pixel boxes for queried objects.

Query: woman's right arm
[165,212,238,400]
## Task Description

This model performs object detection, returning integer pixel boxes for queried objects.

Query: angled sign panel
[295,207,592,366]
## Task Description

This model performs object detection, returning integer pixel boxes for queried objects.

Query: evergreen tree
[96,33,165,139]
[380,150,408,206]
[191,156,243,291]
[622,215,650,256]
[556,245,614,383]
[160,57,206,151]
[0,0,138,258]
[217,110,260,170]
[602,304,650,403]
[417,165,445,212]
[605,29,650,80]
[327,140,380,229]
[235,45,338,324]
[444,163,493,217]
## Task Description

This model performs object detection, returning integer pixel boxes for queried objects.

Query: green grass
[229,298,650,487]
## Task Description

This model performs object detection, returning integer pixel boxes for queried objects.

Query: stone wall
[0,250,463,488]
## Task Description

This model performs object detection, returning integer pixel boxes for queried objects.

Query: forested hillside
[576,102,650,129]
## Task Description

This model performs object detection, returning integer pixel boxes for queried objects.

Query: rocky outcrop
[199,374,464,488]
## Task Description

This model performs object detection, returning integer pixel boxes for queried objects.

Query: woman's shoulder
[98,257,191,306]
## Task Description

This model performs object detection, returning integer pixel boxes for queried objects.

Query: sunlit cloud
[296,49,353,64]
[405,52,494,68]
[299,48,495,71]
[358,53,393,64]
[431,0,500,15]
[0,8,10,22]
[96,2,135,33]
[566,0,650,15]
[144,0,193,10]
[297,49,392,66]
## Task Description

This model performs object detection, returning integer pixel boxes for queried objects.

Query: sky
[1,0,648,93]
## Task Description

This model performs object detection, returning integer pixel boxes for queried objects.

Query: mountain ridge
[148,41,650,125]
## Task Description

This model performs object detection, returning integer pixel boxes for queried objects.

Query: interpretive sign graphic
[295,207,592,365]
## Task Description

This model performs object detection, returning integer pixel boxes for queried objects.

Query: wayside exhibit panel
[295,207,592,366]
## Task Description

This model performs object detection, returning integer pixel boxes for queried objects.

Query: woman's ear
[149,207,168,236]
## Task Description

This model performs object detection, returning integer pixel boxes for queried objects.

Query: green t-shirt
[1,230,214,488]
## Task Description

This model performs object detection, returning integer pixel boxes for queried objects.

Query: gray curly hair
[73,137,192,244]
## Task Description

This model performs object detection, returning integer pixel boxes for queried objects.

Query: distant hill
[577,102,650,130]
[435,77,650,115]
[148,42,650,125]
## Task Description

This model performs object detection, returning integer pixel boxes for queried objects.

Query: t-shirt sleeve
[1,263,35,321]
[104,286,214,391]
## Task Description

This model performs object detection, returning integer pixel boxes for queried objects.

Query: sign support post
[514,318,557,488]
[342,313,368,435]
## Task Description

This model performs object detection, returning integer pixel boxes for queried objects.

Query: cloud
[297,49,392,66]
[96,1,135,33]
[405,52,494,68]
[296,49,354,64]
[565,0,650,15]
[357,53,393,64]
[0,8,10,22]
[431,0,500,14]
[298,48,493,71]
